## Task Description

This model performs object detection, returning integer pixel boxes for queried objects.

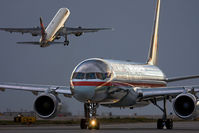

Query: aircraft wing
[135,74,199,100]
[0,27,41,36]
[0,82,72,97]
[0,27,112,36]
[59,27,112,36]
[136,85,199,100]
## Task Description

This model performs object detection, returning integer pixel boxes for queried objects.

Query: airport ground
[0,121,199,133]
[0,114,199,133]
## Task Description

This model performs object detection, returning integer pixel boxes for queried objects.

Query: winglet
[40,17,46,42]
[147,0,161,65]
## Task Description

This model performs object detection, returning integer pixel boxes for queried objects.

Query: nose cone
[72,86,95,102]
[70,58,111,102]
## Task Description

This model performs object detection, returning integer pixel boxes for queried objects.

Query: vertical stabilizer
[40,17,46,43]
[147,0,161,65]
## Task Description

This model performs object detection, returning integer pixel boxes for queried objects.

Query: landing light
[90,119,96,126]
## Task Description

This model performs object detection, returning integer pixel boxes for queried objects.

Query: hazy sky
[0,0,199,116]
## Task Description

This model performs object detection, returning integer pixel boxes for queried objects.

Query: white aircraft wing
[0,82,72,97]
[0,27,112,37]
[136,85,199,100]
[61,27,112,35]
[0,27,41,36]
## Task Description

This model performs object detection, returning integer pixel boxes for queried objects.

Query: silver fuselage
[70,58,166,107]
[40,8,70,43]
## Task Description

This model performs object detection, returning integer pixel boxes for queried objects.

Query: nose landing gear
[80,103,100,130]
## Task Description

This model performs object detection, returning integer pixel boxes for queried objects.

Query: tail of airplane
[147,0,161,65]
[39,17,46,43]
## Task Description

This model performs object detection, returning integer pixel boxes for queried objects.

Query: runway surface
[0,121,199,133]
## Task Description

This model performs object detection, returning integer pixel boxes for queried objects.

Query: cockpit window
[73,72,111,80]
[105,73,111,78]
[73,72,85,79]
[86,73,96,79]
[96,73,106,80]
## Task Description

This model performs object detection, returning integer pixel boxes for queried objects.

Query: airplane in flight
[1,0,199,130]
[0,8,111,47]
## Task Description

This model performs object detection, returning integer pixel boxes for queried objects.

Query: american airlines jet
[0,8,111,47]
[0,0,199,130]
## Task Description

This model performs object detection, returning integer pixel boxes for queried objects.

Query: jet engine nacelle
[32,33,38,36]
[34,93,62,119]
[75,27,83,36]
[75,32,83,37]
[55,36,61,40]
[173,93,199,119]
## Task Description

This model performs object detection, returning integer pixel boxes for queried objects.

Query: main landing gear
[64,40,69,46]
[64,35,69,46]
[152,98,173,129]
[80,103,100,130]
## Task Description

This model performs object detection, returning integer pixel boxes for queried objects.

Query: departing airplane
[0,8,111,47]
[1,0,199,130]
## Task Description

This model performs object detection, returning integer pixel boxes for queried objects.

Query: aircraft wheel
[157,119,164,129]
[80,119,87,129]
[166,119,173,129]
[64,41,69,46]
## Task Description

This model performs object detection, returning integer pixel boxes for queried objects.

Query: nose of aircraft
[72,84,96,102]
[70,58,111,102]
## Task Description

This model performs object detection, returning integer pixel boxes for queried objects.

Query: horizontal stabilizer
[165,75,199,82]
[17,41,40,45]
[17,41,66,45]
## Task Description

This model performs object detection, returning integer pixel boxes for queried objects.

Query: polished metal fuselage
[40,8,70,43]
[70,58,167,107]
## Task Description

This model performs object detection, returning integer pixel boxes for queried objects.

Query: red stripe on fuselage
[72,81,166,87]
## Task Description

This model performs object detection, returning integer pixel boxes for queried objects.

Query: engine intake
[34,93,62,119]
[173,93,199,119]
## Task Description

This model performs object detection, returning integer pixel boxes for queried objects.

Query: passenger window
[86,73,96,79]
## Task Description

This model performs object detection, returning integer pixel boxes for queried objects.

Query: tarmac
[0,121,199,133]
